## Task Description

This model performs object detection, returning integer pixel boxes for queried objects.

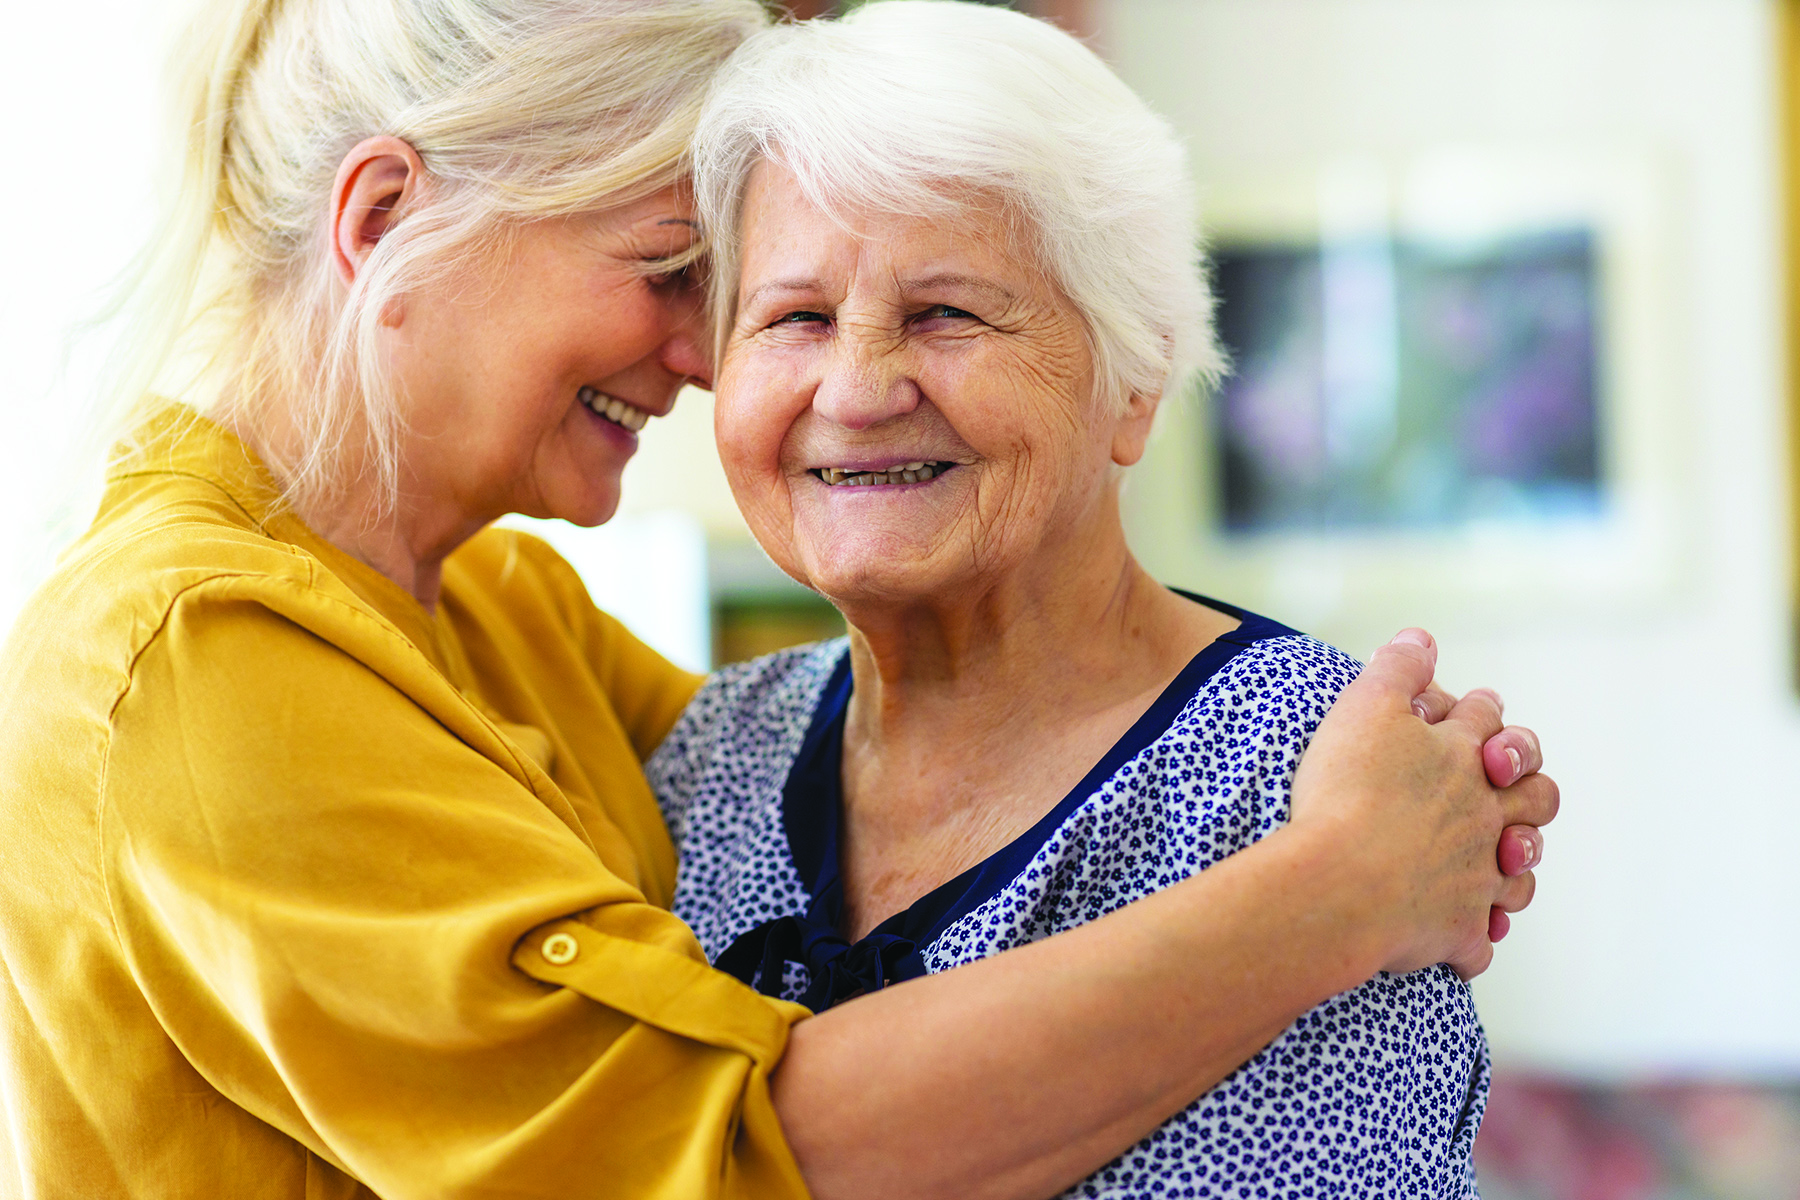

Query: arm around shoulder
[100,577,807,1200]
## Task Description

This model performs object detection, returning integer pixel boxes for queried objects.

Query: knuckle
[1521,725,1544,764]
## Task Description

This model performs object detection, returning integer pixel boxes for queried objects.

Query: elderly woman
[657,3,1518,1196]
[0,0,1552,1197]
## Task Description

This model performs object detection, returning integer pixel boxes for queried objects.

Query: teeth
[815,461,962,487]
[578,386,651,432]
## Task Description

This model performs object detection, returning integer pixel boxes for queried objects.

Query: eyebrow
[900,273,1017,305]
[743,278,826,309]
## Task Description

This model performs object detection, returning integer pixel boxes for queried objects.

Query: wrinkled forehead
[729,156,1047,296]
[745,153,1018,234]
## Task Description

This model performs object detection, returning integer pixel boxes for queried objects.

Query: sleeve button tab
[541,933,579,965]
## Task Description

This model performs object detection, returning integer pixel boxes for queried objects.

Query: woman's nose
[810,354,921,430]
[659,323,714,391]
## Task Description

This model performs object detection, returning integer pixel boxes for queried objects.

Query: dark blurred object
[708,539,843,666]
[714,598,844,666]
[1212,229,1602,533]
[1476,1073,1800,1200]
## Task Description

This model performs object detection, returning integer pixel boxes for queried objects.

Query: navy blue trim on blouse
[713,592,1299,1010]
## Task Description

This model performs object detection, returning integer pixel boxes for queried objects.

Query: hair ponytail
[95,0,767,516]
[90,0,284,468]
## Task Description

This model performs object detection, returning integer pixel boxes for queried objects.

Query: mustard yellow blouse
[0,408,811,1199]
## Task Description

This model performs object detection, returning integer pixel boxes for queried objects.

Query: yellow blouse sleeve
[99,575,809,1200]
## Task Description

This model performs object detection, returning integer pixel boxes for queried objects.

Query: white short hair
[692,0,1224,412]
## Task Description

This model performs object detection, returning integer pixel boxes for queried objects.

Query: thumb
[1339,629,1439,720]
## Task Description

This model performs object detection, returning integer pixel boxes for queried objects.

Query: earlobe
[1110,390,1161,467]
[330,136,426,290]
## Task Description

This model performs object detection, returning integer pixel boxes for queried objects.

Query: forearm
[770,822,1385,1200]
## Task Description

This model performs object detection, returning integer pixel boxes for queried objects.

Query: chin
[545,486,622,529]
[799,545,964,610]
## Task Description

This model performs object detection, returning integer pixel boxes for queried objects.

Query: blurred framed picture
[1214,229,1601,532]
[1126,148,1691,640]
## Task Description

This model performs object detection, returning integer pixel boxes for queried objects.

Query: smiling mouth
[579,386,652,432]
[810,461,967,487]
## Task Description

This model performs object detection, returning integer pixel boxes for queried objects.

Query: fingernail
[1505,746,1522,781]
[1517,830,1541,870]
[1412,700,1430,720]
[1390,629,1431,648]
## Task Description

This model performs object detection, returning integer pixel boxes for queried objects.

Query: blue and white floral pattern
[648,615,1487,1198]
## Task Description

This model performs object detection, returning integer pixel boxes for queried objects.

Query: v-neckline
[779,591,1298,959]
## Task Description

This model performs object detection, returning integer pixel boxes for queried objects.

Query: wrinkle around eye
[757,310,832,338]
[643,264,699,290]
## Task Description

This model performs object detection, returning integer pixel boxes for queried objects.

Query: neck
[837,496,1203,759]
[827,493,1239,939]
[233,410,482,611]
[300,498,473,611]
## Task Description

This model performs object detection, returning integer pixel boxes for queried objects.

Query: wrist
[1259,820,1396,991]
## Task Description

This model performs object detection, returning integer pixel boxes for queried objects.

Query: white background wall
[0,3,175,635]
[5,0,1795,1077]
[1103,0,1800,1074]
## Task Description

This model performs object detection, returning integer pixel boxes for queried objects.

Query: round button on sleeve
[540,933,579,965]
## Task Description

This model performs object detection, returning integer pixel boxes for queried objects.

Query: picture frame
[1126,147,1693,645]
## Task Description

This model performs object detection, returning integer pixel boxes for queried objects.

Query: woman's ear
[1110,388,1162,467]
[329,136,425,295]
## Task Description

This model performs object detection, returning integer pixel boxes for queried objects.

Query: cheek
[715,354,805,488]
[586,290,666,357]
[922,351,1085,468]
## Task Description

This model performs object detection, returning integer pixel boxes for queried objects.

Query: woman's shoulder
[0,477,416,851]
[441,526,596,637]
[3,464,471,756]
[1092,622,1363,813]
[697,638,849,714]
[441,527,682,672]
[1171,597,1364,713]
[10,475,318,676]
[646,639,847,837]
[1202,624,1365,716]
[654,638,847,767]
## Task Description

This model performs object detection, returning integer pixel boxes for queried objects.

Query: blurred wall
[0,3,174,638]
[1104,0,1799,1074]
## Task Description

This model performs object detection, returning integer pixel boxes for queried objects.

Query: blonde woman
[0,1,1554,1198]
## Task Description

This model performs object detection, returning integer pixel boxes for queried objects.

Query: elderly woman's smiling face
[715,162,1156,607]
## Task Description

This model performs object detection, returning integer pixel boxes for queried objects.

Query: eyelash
[769,304,976,328]
[644,262,697,289]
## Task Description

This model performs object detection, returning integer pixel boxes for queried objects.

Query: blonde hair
[106,0,768,513]
[693,0,1224,414]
